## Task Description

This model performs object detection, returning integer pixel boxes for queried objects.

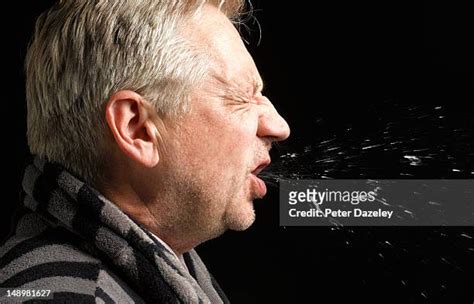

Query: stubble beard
[168,170,256,244]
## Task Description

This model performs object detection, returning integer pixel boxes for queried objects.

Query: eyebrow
[212,73,265,103]
[231,77,264,103]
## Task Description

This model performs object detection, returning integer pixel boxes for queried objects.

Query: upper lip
[251,158,271,175]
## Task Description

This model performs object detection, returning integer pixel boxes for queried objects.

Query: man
[1,0,289,303]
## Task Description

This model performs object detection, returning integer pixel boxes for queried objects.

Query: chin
[224,202,256,231]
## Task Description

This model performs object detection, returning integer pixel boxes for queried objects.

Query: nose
[256,96,290,142]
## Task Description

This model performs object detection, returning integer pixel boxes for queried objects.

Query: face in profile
[149,5,290,242]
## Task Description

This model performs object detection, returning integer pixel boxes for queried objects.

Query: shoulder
[1,224,143,303]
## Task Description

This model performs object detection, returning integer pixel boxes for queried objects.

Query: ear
[105,90,160,168]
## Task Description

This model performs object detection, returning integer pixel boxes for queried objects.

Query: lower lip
[251,174,267,198]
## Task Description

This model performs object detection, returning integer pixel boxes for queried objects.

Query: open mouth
[250,159,271,198]
[251,159,270,176]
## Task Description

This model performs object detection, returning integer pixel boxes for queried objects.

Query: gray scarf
[20,156,230,303]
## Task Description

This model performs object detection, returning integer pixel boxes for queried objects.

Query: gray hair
[25,0,245,185]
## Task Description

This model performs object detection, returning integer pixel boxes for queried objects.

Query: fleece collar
[21,156,228,304]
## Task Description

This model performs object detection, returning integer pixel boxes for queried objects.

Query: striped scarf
[0,157,229,303]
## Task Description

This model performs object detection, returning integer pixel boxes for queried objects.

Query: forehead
[185,4,261,89]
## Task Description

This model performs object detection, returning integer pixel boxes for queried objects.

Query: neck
[96,182,202,256]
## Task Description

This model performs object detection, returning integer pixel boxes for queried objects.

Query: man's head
[26,0,290,254]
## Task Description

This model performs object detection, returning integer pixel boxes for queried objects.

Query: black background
[5,1,474,303]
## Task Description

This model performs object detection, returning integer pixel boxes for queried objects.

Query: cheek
[206,132,248,173]
[218,119,257,164]
[179,109,258,172]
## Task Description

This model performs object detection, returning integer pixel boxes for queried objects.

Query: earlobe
[105,90,160,168]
